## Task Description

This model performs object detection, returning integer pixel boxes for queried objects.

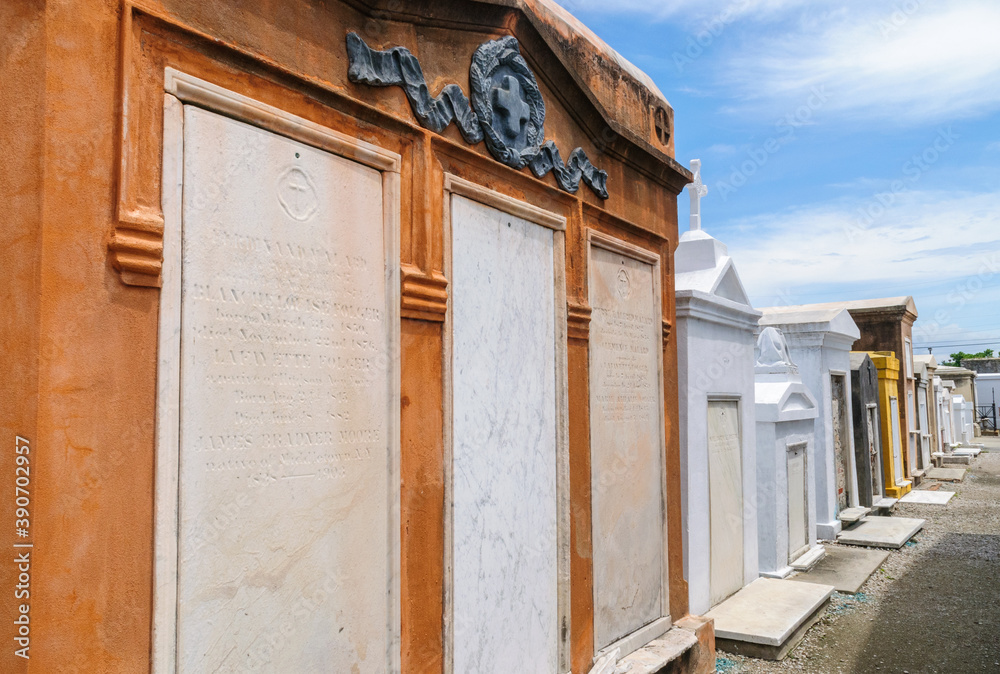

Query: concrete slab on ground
[942,455,972,465]
[788,544,890,594]
[837,516,925,549]
[925,467,966,482]
[899,490,955,505]
[706,577,833,660]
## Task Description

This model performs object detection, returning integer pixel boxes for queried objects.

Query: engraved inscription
[588,245,664,648]
[176,106,390,673]
[187,226,384,485]
[591,305,657,423]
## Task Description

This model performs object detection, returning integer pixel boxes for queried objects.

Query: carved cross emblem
[278,167,319,222]
[493,75,531,140]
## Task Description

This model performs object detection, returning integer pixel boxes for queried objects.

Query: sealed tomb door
[707,400,744,606]
[167,103,397,673]
[450,194,560,673]
[787,443,809,562]
[890,397,904,483]
[866,405,883,501]
[831,375,851,511]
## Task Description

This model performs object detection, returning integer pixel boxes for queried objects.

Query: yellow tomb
[869,352,912,498]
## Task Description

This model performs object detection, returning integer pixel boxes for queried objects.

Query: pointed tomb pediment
[675,230,752,307]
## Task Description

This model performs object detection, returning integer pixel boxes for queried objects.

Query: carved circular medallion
[470,37,546,169]
[278,167,318,221]
[654,106,671,147]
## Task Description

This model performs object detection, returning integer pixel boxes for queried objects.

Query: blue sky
[556,0,1000,361]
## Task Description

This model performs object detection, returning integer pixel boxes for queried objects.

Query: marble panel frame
[441,173,572,674]
[586,230,672,659]
[154,69,402,673]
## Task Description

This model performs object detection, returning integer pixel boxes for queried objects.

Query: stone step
[790,545,826,571]
[873,497,898,511]
[838,507,871,524]
[611,628,699,674]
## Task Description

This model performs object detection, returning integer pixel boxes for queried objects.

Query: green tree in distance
[943,349,995,367]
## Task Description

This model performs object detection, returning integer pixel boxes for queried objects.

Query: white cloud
[706,143,739,154]
[717,189,1000,303]
[722,1,1000,123]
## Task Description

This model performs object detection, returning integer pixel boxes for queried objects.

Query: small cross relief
[493,75,531,141]
[278,167,319,222]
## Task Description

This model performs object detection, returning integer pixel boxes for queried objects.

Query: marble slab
[787,444,808,559]
[708,400,745,606]
[451,195,559,672]
[836,516,925,549]
[789,544,889,594]
[899,490,956,505]
[589,241,664,649]
[926,467,966,482]
[176,107,393,672]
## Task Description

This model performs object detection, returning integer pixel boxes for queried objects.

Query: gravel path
[716,443,1000,674]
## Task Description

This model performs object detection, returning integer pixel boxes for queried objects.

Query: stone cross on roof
[686,159,708,231]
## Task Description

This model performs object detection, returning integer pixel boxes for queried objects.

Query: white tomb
[952,395,972,445]
[754,328,823,579]
[935,377,954,449]
[675,164,762,615]
[914,359,933,468]
[758,307,861,540]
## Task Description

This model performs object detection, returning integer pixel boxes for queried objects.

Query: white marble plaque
[787,444,808,560]
[588,243,664,649]
[451,195,559,673]
[708,401,743,607]
[176,107,392,673]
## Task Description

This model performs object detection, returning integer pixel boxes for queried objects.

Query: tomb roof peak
[850,352,874,370]
[360,0,690,182]
[675,230,751,307]
[758,306,860,341]
[767,296,917,321]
